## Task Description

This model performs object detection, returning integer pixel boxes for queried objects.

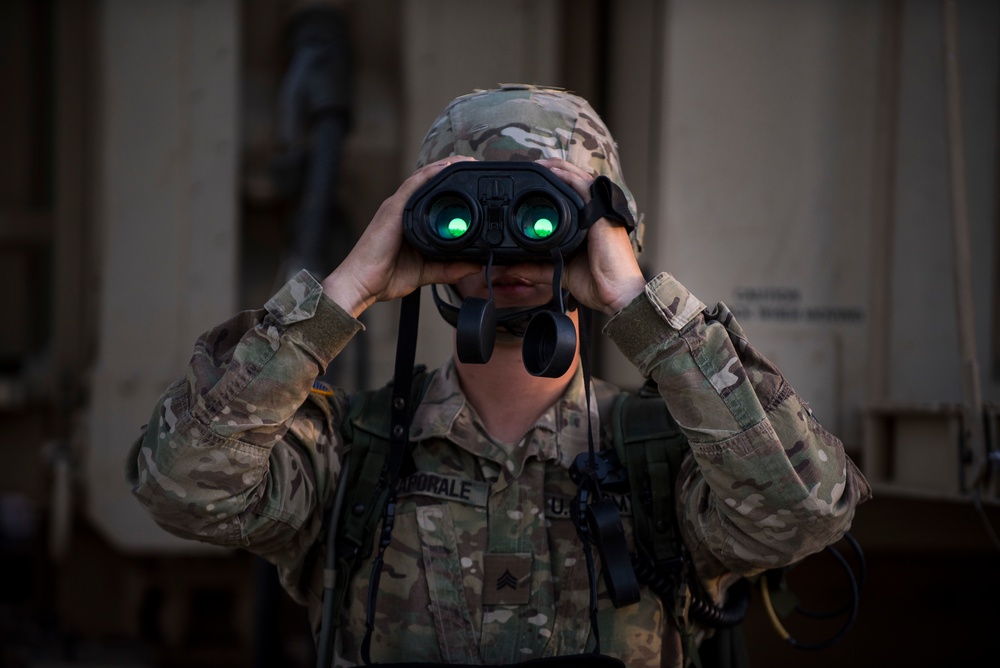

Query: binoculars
[403,161,587,264]
[403,161,588,377]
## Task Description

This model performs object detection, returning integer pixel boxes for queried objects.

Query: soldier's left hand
[532,157,647,316]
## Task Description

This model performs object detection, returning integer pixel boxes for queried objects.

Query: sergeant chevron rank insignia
[496,569,518,590]
[483,553,531,605]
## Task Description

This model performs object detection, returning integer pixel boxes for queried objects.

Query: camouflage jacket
[126,270,870,667]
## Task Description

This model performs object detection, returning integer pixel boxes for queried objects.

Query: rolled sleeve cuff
[644,272,706,329]
[266,270,364,364]
[265,270,327,324]
[603,272,706,364]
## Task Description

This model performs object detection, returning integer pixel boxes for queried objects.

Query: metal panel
[655,0,882,450]
[645,0,1000,494]
[86,0,239,551]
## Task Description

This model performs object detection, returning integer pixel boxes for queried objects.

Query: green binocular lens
[516,196,560,240]
[429,196,474,240]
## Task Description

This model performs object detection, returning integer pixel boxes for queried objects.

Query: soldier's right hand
[320,157,481,318]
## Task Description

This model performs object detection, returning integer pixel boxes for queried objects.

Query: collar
[408,358,599,474]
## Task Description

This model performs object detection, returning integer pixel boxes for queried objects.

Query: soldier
[126,85,870,667]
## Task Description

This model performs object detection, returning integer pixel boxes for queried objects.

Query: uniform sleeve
[124,270,363,573]
[603,272,871,579]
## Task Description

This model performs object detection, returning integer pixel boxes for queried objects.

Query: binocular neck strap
[550,248,566,312]
[361,288,422,665]
[575,305,606,654]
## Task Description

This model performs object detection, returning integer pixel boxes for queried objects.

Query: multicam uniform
[126,270,869,666]
[126,86,870,666]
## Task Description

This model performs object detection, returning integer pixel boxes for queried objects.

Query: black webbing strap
[609,389,701,668]
[387,290,421,483]
[575,306,645,652]
[317,458,351,668]
[360,288,422,664]
[583,176,635,232]
[574,305,604,654]
[610,394,687,563]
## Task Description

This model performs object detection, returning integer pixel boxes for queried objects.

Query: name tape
[396,472,490,507]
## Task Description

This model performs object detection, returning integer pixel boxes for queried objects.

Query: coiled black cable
[632,529,864,648]
[793,532,865,621]
[630,554,751,629]
[690,578,751,628]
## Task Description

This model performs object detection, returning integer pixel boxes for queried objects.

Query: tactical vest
[320,369,750,668]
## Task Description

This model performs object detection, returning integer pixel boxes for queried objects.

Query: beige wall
[655,1,882,446]
[86,0,239,551]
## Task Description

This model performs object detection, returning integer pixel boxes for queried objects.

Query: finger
[535,158,594,202]
[398,155,477,200]
[536,157,592,180]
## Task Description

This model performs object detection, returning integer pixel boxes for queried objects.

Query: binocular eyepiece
[404,162,587,377]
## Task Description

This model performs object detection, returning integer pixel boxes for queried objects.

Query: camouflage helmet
[416,84,643,255]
